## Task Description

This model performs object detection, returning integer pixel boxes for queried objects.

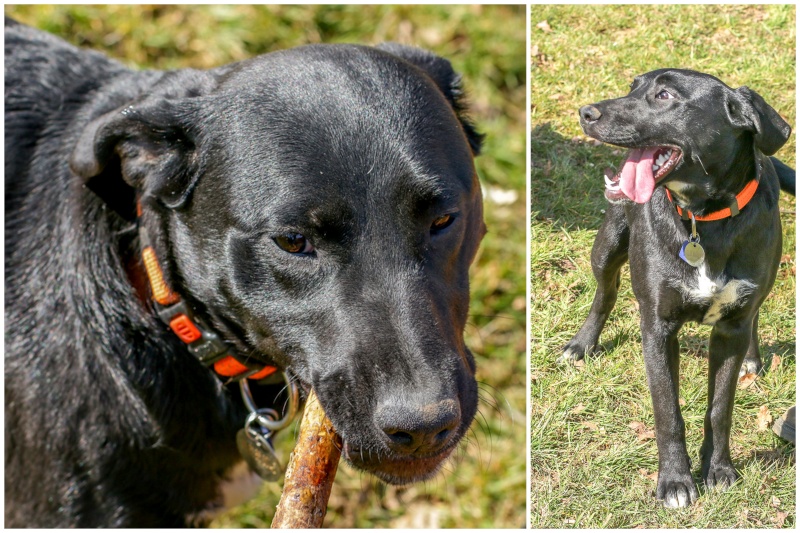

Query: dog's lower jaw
[342,441,457,485]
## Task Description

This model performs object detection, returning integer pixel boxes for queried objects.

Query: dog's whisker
[477,381,513,418]
[467,313,520,322]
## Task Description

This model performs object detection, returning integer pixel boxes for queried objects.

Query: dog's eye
[656,89,674,100]
[431,213,456,233]
[273,233,314,254]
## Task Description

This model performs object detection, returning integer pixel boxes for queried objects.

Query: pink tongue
[619,147,659,203]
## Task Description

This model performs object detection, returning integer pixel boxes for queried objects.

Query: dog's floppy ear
[726,86,791,156]
[70,88,208,218]
[376,43,484,155]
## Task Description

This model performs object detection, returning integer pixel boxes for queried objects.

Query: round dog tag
[679,240,705,268]
[236,420,283,481]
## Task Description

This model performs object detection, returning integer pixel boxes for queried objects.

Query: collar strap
[138,219,276,381]
[665,179,759,222]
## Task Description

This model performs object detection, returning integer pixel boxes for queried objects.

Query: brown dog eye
[431,214,456,232]
[656,89,674,100]
[273,234,313,254]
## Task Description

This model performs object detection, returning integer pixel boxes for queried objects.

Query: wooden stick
[271,389,342,529]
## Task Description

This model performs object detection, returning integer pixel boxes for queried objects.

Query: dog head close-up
[578,69,791,205]
[67,43,485,484]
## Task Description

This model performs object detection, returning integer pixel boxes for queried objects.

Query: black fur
[565,69,793,507]
[5,18,485,527]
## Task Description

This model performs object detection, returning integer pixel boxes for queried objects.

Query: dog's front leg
[700,316,753,490]
[560,204,629,363]
[641,313,697,508]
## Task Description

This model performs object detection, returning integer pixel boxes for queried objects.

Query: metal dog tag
[236,413,283,481]
[679,240,705,268]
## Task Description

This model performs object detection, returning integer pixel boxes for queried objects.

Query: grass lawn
[530,5,796,528]
[5,5,527,528]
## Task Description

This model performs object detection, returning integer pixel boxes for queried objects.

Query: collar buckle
[138,207,277,381]
[156,300,229,366]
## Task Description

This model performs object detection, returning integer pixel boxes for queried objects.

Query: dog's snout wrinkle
[580,104,602,123]
[375,397,460,456]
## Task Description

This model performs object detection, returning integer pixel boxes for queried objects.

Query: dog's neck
[664,147,761,217]
[130,213,279,383]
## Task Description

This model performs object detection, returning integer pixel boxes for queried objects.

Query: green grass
[531,5,796,528]
[5,5,526,528]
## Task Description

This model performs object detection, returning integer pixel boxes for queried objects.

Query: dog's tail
[770,157,796,196]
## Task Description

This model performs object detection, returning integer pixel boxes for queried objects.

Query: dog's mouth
[341,439,457,485]
[603,146,682,203]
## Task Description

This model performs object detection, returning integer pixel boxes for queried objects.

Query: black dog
[562,69,792,507]
[5,18,485,527]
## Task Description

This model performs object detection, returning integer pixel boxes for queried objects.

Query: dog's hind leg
[559,204,629,363]
[739,310,763,377]
[700,316,754,491]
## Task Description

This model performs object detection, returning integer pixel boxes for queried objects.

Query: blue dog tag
[679,240,705,267]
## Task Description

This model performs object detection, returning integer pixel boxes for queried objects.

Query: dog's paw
[656,472,699,508]
[738,357,762,377]
[703,462,738,490]
[556,344,587,365]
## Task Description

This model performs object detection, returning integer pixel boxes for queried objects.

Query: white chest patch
[186,461,263,526]
[680,264,757,325]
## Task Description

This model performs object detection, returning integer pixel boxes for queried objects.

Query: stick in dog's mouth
[604,146,683,203]
[271,389,342,529]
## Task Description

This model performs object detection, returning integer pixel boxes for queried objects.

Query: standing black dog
[5,18,485,526]
[562,69,792,507]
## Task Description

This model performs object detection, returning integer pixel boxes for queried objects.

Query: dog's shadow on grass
[570,333,795,373]
[531,122,625,231]
[679,334,796,369]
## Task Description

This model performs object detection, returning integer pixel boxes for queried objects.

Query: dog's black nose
[375,398,460,456]
[580,105,602,123]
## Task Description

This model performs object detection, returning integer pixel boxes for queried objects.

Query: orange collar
[137,212,276,382]
[664,179,759,222]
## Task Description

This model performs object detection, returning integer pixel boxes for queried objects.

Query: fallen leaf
[770,354,781,372]
[646,471,658,481]
[628,421,655,440]
[638,430,656,441]
[549,93,563,101]
[758,405,773,432]
[679,398,686,406]
[776,511,788,527]
[738,373,757,389]
[573,359,585,369]
[537,20,552,32]
[570,403,586,414]
[580,421,599,431]
[629,421,646,432]
[771,495,781,507]
[780,254,792,264]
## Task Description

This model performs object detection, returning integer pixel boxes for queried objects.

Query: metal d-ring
[239,371,299,432]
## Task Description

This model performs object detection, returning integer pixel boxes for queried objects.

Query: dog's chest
[677,265,756,325]
[185,462,262,526]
